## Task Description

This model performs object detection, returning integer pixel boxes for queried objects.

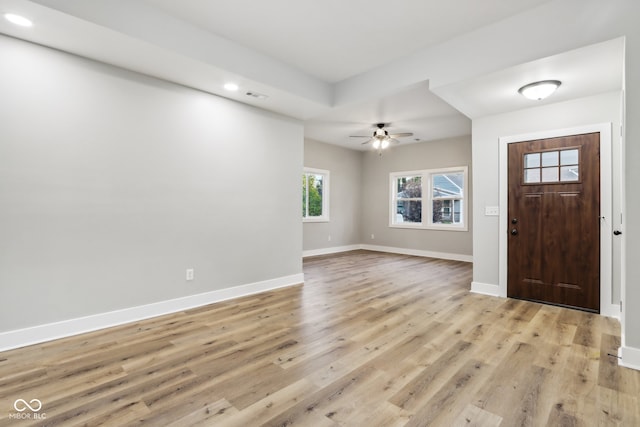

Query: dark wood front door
[507,133,600,312]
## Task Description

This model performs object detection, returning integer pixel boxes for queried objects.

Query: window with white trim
[303,167,330,222]
[390,166,468,231]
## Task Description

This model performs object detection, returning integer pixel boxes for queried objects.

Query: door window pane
[560,166,579,181]
[541,151,559,167]
[541,167,559,182]
[560,149,579,165]
[525,153,540,168]
[524,168,541,183]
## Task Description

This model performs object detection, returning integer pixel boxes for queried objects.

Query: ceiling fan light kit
[350,123,413,155]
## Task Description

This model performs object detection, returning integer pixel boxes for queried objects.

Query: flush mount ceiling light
[223,82,239,91]
[4,13,33,27]
[518,80,561,100]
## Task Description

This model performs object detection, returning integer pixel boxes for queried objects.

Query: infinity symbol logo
[13,399,42,412]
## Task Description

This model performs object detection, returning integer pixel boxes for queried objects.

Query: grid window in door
[523,148,580,184]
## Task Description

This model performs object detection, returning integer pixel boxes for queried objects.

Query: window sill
[389,224,468,232]
[304,218,330,223]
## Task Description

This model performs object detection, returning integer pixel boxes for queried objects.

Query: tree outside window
[395,176,422,223]
[303,168,330,222]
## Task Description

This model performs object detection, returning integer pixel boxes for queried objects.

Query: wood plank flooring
[0,250,638,426]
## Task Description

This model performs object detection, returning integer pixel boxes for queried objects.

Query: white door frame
[498,123,618,317]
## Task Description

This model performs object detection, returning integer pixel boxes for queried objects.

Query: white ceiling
[434,37,624,120]
[141,0,552,83]
[0,0,624,151]
[305,82,472,148]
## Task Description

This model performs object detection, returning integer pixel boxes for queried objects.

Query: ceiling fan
[350,123,413,152]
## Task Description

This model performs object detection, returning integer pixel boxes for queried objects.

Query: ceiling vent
[246,91,268,100]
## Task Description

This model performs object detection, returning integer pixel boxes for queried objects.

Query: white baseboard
[0,273,304,353]
[600,303,621,320]
[302,245,361,258]
[303,244,472,263]
[619,345,640,371]
[470,281,501,297]
[360,244,473,263]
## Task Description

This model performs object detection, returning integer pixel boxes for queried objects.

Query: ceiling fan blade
[388,132,413,138]
[361,139,373,145]
[350,135,371,138]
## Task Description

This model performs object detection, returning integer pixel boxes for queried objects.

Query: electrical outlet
[186,268,194,281]
[328,235,332,242]
[371,234,375,240]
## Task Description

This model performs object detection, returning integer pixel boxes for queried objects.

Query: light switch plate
[485,206,500,216]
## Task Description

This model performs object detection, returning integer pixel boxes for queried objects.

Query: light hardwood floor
[1,250,638,426]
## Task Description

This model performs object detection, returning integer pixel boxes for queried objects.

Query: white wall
[0,35,303,334]
[360,136,472,260]
[303,139,362,254]
[624,30,640,360]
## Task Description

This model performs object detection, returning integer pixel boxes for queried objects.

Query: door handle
[511,228,518,236]
[613,230,622,235]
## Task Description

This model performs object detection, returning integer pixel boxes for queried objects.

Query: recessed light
[518,80,561,100]
[224,83,239,91]
[4,13,33,27]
